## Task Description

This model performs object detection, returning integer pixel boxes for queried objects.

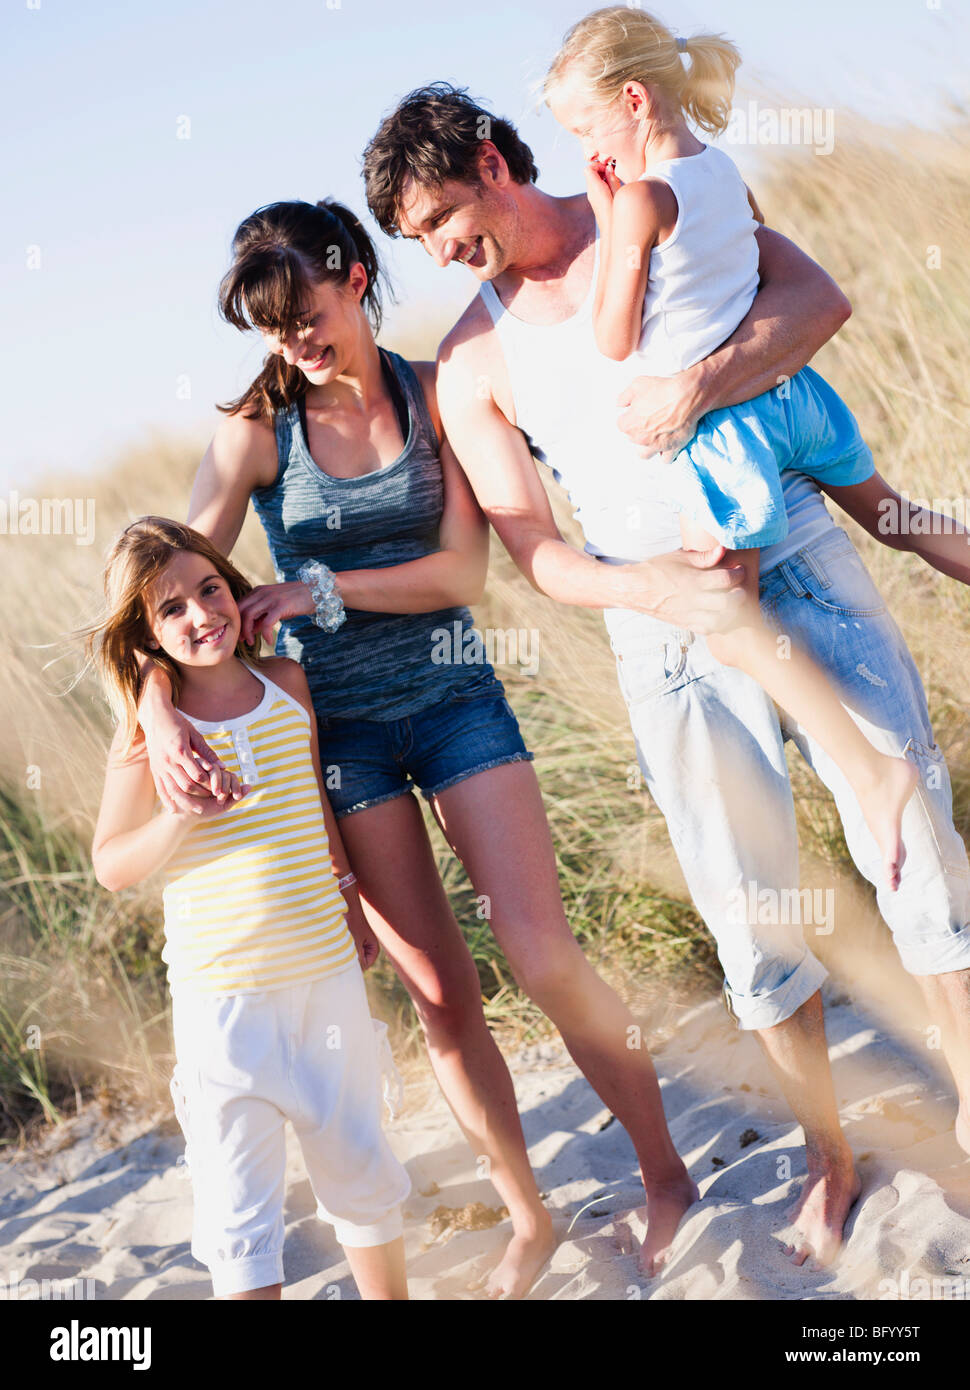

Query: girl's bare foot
[484,1218,557,1300]
[955,1099,970,1158]
[781,1141,861,1267]
[638,1173,700,1277]
[857,757,918,892]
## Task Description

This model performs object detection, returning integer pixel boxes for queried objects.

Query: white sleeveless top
[478,221,834,573]
[634,144,760,376]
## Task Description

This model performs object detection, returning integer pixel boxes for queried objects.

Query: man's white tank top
[477,225,834,571]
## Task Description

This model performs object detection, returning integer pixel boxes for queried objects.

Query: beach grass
[2,111,969,1139]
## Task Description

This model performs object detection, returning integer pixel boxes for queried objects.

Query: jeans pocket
[794,533,888,618]
[615,637,691,707]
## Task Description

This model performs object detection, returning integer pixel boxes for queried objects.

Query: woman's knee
[509,940,589,1010]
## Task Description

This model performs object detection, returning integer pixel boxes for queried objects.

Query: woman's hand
[236,581,316,646]
[143,704,246,815]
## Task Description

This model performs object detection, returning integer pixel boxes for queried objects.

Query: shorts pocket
[169,1065,195,1180]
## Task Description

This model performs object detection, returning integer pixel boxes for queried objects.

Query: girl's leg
[680,517,917,890]
[337,792,554,1300]
[343,1236,408,1300]
[226,1284,281,1301]
[430,761,698,1278]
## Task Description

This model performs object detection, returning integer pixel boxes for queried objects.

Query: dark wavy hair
[363,82,539,235]
[217,199,389,421]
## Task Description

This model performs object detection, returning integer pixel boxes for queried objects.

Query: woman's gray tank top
[251,348,483,720]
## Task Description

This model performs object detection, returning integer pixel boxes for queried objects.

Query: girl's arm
[235,363,490,644]
[822,472,970,585]
[267,658,381,972]
[92,727,196,891]
[588,176,678,362]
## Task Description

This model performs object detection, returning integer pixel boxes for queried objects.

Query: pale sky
[2,0,966,490]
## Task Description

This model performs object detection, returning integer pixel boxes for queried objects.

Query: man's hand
[237,582,316,646]
[622,545,748,633]
[617,365,706,458]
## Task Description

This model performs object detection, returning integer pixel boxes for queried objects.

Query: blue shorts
[672,365,875,551]
[316,670,534,818]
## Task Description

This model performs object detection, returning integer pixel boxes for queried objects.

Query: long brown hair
[217,199,389,423]
[75,517,268,757]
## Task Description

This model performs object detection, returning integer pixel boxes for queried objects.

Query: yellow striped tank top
[160,661,358,994]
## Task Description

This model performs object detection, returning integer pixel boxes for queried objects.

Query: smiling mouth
[299,347,332,370]
[194,624,227,646]
[458,237,483,265]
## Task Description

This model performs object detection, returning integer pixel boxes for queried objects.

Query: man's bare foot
[781,1142,861,1267]
[858,757,918,892]
[638,1173,700,1277]
[484,1218,557,1300]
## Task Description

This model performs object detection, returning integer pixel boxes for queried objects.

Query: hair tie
[676,36,688,52]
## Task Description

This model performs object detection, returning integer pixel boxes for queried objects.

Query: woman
[137,198,697,1295]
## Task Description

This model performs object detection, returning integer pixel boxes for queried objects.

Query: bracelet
[337,871,357,890]
[297,560,346,633]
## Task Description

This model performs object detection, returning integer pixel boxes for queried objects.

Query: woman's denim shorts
[315,670,534,818]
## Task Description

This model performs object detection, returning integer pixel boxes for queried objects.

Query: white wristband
[338,871,357,890]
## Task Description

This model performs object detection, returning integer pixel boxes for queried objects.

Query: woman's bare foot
[781,1141,861,1267]
[484,1217,558,1300]
[857,756,918,892]
[638,1173,700,1277]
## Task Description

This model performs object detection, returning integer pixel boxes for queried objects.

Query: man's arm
[617,225,852,453]
[435,317,746,632]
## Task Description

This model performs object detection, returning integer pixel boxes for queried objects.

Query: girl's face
[144,550,241,667]
[548,73,649,184]
[258,265,368,384]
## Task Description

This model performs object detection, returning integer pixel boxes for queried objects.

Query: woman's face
[259,266,368,383]
[144,550,241,667]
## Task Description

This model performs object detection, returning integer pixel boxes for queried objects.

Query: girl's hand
[143,706,246,815]
[345,900,381,972]
[584,159,622,225]
[236,582,316,646]
[169,764,247,823]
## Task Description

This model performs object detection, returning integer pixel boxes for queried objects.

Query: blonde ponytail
[679,32,741,136]
[544,6,741,138]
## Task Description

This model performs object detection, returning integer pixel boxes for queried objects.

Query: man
[363,84,970,1267]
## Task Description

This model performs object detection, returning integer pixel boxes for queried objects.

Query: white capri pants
[169,963,411,1296]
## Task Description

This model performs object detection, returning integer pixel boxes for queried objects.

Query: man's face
[397,167,514,280]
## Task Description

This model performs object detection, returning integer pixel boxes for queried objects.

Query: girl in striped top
[87,516,411,1300]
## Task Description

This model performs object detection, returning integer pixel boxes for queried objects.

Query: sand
[2,987,969,1301]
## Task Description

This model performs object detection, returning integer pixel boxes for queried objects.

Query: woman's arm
[587,176,675,362]
[822,471,970,586]
[268,658,381,971]
[235,362,490,644]
[135,412,277,810]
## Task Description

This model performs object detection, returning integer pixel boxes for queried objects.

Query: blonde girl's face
[143,550,242,667]
[548,72,647,184]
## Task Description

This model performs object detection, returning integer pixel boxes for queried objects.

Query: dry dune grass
[2,113,969,1139]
